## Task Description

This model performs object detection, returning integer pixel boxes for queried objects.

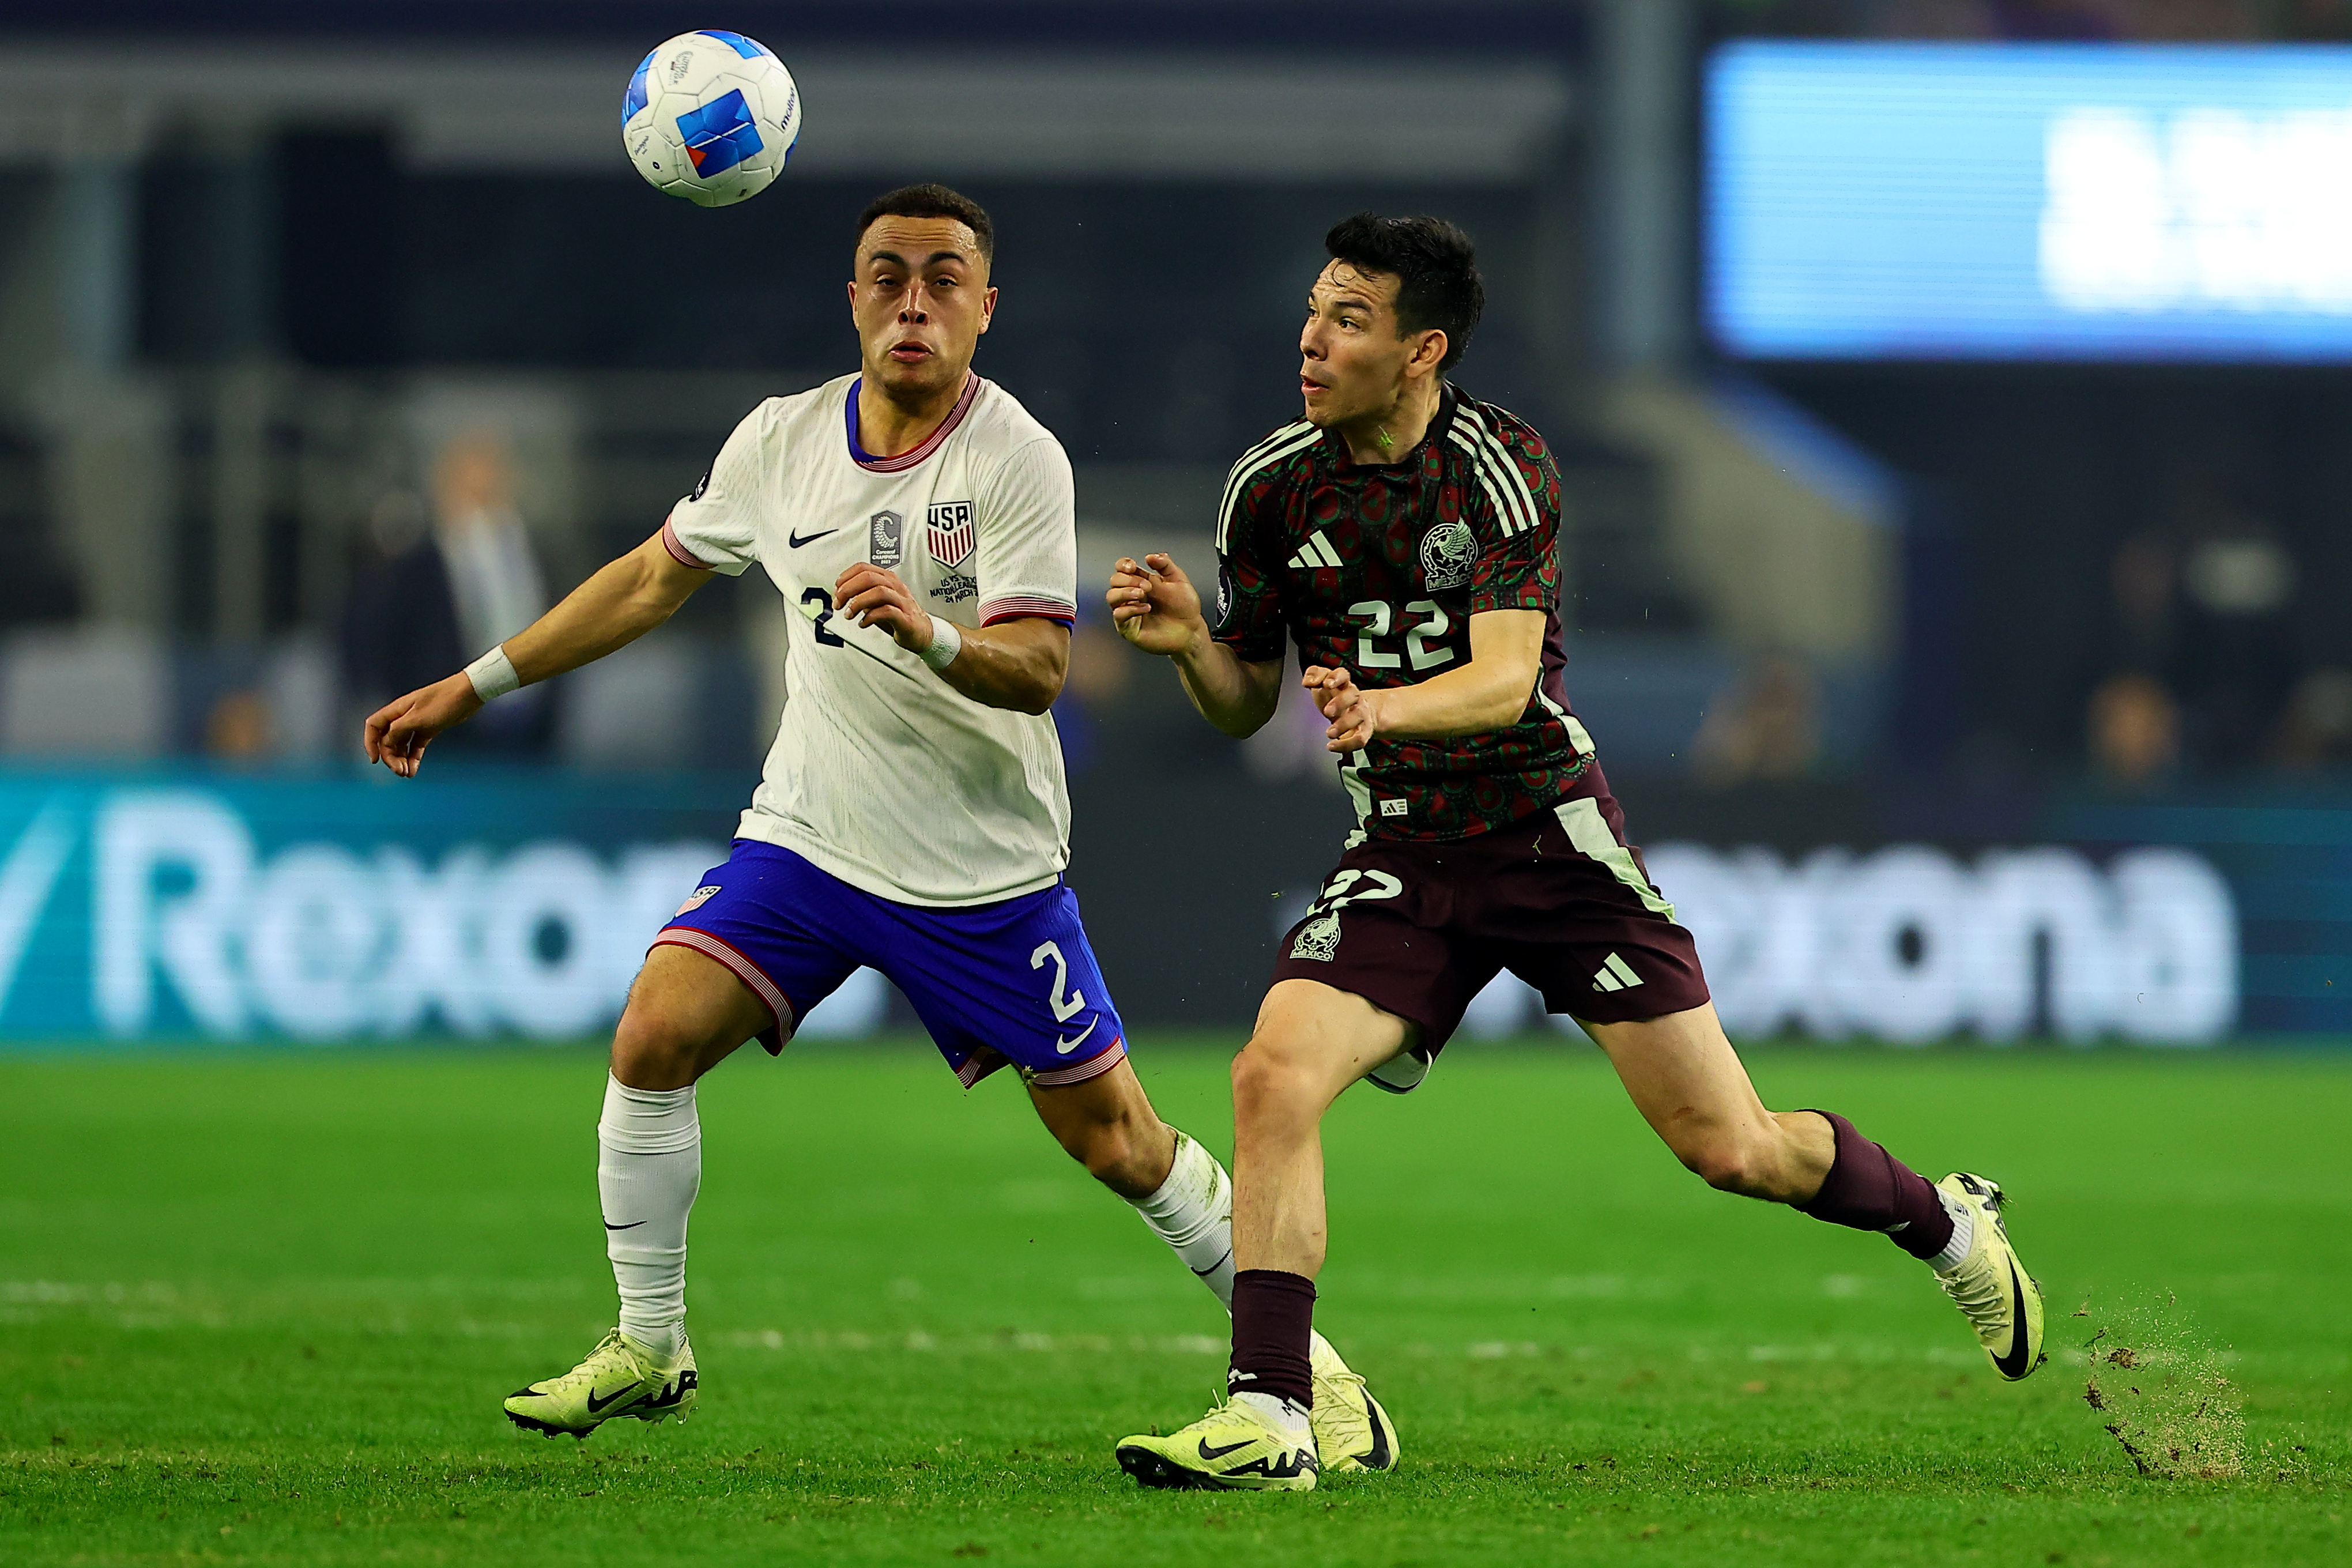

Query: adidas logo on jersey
[1286,532,1343,570]
[1590,952,1644,993]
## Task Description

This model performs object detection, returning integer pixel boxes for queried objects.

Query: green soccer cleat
[1116,1395,1319,1492]
[1309,1330,1399,1474]
[503,1328,698,1438]
[1935,1173,2045,1381]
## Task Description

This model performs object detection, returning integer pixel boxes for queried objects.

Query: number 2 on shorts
[1030,941,1087,1023]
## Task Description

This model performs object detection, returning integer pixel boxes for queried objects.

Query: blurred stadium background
[1,0,2351,1051]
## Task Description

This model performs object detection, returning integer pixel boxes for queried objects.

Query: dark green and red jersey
[1210,385,1597,845]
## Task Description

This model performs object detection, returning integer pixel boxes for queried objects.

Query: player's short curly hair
[1324,213,1484,372]
[854,183,995,266]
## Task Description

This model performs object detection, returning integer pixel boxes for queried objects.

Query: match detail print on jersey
[1210,385,1592,846]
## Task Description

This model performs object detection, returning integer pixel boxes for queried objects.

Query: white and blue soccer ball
[622,31,800,206]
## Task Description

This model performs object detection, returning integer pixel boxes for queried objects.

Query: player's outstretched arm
[363,529,711,777]
[1306,608,1546,752]
[833,562,1068,715]
[1105,553,1284,737]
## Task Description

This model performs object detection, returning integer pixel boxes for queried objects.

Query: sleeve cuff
[979,595,1077,627]
[661,518,714,571]
[1468,586,1553,616]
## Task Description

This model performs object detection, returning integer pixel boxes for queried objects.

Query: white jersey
[662,372,1077,906]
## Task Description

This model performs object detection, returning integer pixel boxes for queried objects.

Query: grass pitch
[3,1041,2347,1566]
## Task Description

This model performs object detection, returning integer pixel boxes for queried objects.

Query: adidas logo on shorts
[1590,952,1644,993]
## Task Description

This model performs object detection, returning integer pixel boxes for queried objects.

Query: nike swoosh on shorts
[1055,1016,1100,1054]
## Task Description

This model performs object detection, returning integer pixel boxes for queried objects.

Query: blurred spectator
[0,425,82,630]
[2087,671,2180,787]
[341,432,554,756]
[1691,652,1820,787]
[206,689,273,760]
[2272,668,2352,768]
[2108,533,2174,671]
[2171,524,2299,769]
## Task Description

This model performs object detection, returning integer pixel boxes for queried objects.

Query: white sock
[1931,1186,1976,1275]
[597,1075,699,1362]
[1232,1390,1312,1443]
[1130,1130,1235,1310]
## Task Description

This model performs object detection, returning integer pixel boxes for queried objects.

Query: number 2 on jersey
[799,586,847,647]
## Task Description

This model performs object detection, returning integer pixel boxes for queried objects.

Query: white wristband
[465,645,520,702]
[918,616,963,671]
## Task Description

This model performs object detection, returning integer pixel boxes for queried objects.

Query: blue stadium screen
[1706,43,2352,360]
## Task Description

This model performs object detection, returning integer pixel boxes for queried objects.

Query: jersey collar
[845,372,981,473]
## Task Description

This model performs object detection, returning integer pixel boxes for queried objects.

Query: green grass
[2,1041,2347,1566]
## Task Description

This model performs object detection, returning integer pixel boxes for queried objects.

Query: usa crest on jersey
[926,500,975,568]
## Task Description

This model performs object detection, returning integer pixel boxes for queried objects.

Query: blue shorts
[652,840,1126,1089]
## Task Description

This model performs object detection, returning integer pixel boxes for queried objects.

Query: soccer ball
[622,31,800,206]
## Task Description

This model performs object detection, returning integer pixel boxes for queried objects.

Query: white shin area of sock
[598,1074,700,1361]
[1129,1129,1235,1311]
[1931,1186,1977,1275]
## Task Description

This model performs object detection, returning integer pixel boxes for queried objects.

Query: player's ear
[1412,329,1448,376]
[978,284,998,335]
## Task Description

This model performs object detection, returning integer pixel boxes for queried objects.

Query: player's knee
[1069,1121,1148,1188]
[1680,1135,1775,1198]
[609,1008,708,1090]
[1229,1038,1311,1121]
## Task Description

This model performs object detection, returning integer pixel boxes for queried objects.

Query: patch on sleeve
[674,884,723,917]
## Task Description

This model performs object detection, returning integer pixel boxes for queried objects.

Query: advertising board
[0,770,2282,1046]
[1708,43,2352,360]
[0,770,887,1044]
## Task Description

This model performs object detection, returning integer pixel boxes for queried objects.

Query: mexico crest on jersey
[1419,521,1476,590]
[869,510,904,569]
[926,500,975,569]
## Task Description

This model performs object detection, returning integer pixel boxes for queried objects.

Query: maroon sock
[1793,1110,1954,1261]
[1228,1269,1316,1408]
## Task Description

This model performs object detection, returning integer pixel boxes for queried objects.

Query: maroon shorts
[1269,787,1710,1054]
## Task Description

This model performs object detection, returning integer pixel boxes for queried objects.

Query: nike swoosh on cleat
[1197,1437,1257,1461]
[1360,1394,1394,1471]
[788,528,840,548]
[1992,1256,2036,1379]
[603,1220,644,1231]
[585,1385,641,1415]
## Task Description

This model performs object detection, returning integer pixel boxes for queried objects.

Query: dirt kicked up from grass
[2,1042,2349,1566]
[2079,1295,2247,1480]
